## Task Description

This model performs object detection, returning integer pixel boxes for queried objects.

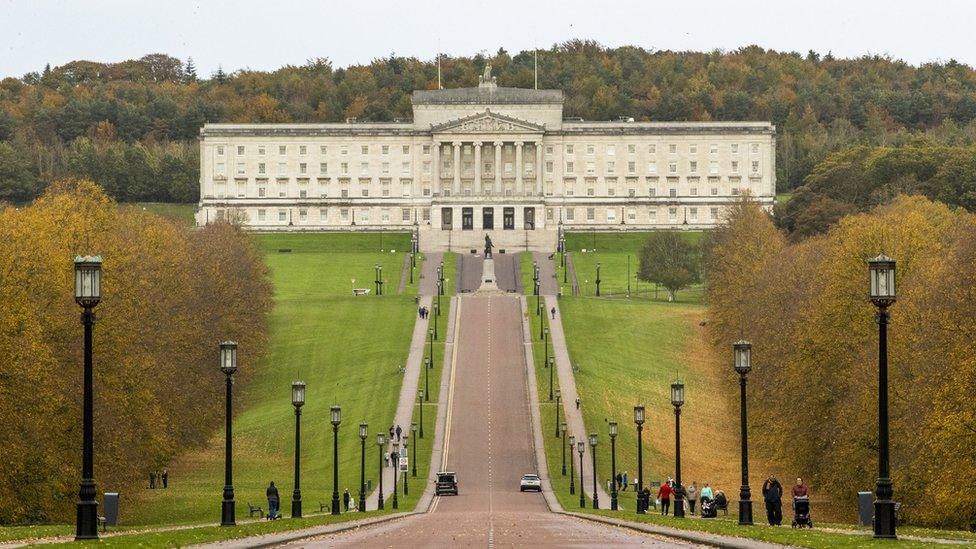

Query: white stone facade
[197,78,775,252]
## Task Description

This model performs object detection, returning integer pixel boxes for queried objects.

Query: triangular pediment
[431,110,545,134]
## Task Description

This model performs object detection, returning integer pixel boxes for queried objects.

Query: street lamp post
[358,423,368,512]
[554,389,562,437]
[391,441,400,509]
[378,265,383,296]
[376,433,386,510]
[374,264,380,296]
[411,423,418,477]
[548,356,555,401]
[577,440,585,508]
[564,252,569,284]
[869,254,898,539]
[533,262,539,295]
[609,422,618,511]
[635,405,646,514]
[438,262,444,295]
[428,328,435,363]
[219,341,238,527]
[402,435,409,496]
[424,357,431,400]
[436,280,442,318]
[543,327,549,368]
[291,381,305,518]
[536,281,542,315]
[734,341,754,526]
[418,390,425,438]
[74,256,102,540]
[589,433,599,509]
[409,253,414,284]
[561,422,568,475]
[596,262,601,296]
[330,406,341,515]
[671,380,685,518]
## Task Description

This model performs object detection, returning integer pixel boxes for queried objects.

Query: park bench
[319,502,329,512]
[247,502,264,518]
[352,288,371,296]
[96,515,108,532]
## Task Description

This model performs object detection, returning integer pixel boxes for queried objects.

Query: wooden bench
[352,288,371,296]
[247,502,264,518]
[97,516,108,532]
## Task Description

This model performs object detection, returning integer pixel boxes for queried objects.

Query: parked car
[520,474,542,492]
[436,471,459,496]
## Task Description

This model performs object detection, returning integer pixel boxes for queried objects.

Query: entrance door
[441,207,453,230]
[483,207,494,230]
[503,207,515,230]
[524,207,535,230]
[462,207,473,230]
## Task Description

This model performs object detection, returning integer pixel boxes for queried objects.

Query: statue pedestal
[477,258,500,293]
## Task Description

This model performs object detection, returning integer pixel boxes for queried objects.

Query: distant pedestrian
[395,424,402,441]
[266,481,280,520]
[615,473,622,490]
[343,489,351,512]
[389,426,394,440]
[622,471,628,492]
[575,397,580,409]
[149,471,156,489]
[418,306,424,318]
[162,468,169,489]
[658,481,673,516]
[700,483,713,503]
[762,476,784,526]
[550,306,556,319]
[791,477,809,498]
[385,452,391,467]
[686,481,698,515]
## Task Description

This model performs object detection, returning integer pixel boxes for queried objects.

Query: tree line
[4,44,976,202]
[0,181,272,523]
[707,197,976,529]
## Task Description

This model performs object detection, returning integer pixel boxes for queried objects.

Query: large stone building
[196,68,775,252]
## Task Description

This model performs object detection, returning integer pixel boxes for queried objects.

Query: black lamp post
[869,254,897,539]
[635,404,646,514]
[540,315,546,341]
[609,421,618,511]
[409,253,414,284]
[418,390,425,438]
[596,262,601,296]
[374,264,380,296]
[376,433,385,510]
[402,435,409,496]
[671,380,685,518]
[564,252,569,284]
[378,265,383,296]
[391,441,399,509]
[330,405,342,515]
[734,341,754,526]
[219,341,238,527]
[536,280,542,315]
[561,422,568,475]
[589,433,599,509]
[544,327,550,369]
[424,356,431,401]
[533,261,539,295]
[74,256,102,540]
[291,381,305,518]
[438,262,444,295]
[411,423,418,477]
[436,280,442,319]
[428,328,435,363]
[554,389,561,437]
[577,439,585,508]
[548,356,555,402]
[359,422,367,512]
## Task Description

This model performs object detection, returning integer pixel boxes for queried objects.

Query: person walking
[699,483,713,503]
[389,425,394,440]
[615,472,622,491]
[658,480,673,516]
[575,397,580,409]
[686,481,698,515]
[622,471,628,492]
[791,477,809,498]
[762,476,784,526]
[149,471,156,489]
[343,489,351,512]
[550,306,556,319]
[266,481,280,520]
[162,468,169,489]
[385,451,391,467]
[395,424,402,442]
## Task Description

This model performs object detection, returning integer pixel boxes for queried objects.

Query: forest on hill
[2,42,976,234]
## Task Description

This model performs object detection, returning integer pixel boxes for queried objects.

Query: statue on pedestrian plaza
[484,234,494,259]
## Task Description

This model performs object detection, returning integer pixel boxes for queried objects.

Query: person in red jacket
[792,477,809,498]
[658,480,674,516]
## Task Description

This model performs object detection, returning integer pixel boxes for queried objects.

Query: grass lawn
[112,233,423,529]
[130,202,198,225]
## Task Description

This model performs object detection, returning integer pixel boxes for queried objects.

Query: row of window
[217,144,423,157]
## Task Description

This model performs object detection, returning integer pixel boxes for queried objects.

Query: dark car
[436,471,458,496]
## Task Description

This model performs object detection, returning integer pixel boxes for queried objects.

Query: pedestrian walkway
[566,252,581,296]
[533,251,560,295]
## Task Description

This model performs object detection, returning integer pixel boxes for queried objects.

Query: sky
[2,0,975,79]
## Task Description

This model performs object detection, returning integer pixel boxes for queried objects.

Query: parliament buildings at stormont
[196,69,775,252]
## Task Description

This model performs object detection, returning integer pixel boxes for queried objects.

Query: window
[710,207,719,219]
[711,187,718,196]
[566,208,575,221]
[586,207,595,221]
[236,182,245,197]
[402,182,411,196]
[607,161,615,174]
[359,210,369,222]
[649,188,656,197]
[422,208,430,222]
[402,162,410,174]
[709,161,718,175]
[628,144,636,154]
[504,162,513,174]
[607,187,616,196]
[585,162,595,175]
[217,146,225,156]
[606,209,616,222]
[360,162,369,175]
[607,145,616,156]
[689,207,698,221]
[689,161,697,173]
[563,144,573,155]
[233,162,243,175]
[215,162,226,176]
[258,146,265,156]
[381,162,390,175]
[690,187,698,196]
[361,145,369,155]
[402,145,410,154]
[690,144,697,154]
[278,210,287,222]
[257,209,266,221]
[423,161,431,174]
[258,186,266,197]
[340,209,349,222]
[526,161,534,175]
[647,162,658,174]
[587,186,595,196]
[648,144,656,154]
[422,144,430,155]
[669,188,677,197]
[648,209,657,220]
[299,145,307,155]
[751,160,760,174]
[320,162,328,174]
[586,145,595,155]
[731,161,739,174]
[299,209,307,222]
[237,146,245,155]
[545,146,554,154]
[299,189,307,198]
[669,144,677,154]
[731,143,739,154]
[402,208,411,222]
[341,146,348,155]
[710,144,718,155]
[669,207,677,223]
[277,162,287,174]
[340,162,349,175]
[382,145,389,155]
[299,163,307,174]
[258,163,266,175]
[751,143,760,154]
[546,160,554,174]
[362,188,369,197]
[381,209,390,222]
[320,208,328,220]
[422,186,431,196]
[627,208,636,221]
[320,145,328,154]
[566,161,575,174]
[732,187,740,195]
[668,162,677,174]
[279,145,286,155]
[628,161,636,174]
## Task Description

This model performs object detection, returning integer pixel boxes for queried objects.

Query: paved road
[287,296,688,547]
[457,253,520,293]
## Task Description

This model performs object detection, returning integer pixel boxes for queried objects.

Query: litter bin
[857,491,873,526]
[103,492,119,526]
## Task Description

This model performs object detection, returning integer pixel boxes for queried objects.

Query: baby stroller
[791,496,812,528]
[700,497,717,518]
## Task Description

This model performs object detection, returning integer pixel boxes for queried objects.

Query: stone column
[452,142,461,196]
[474,142,482,195]
[494,141,503,194]
[432,141,440,193]
[535,141,544,196]
[515,141,524,194]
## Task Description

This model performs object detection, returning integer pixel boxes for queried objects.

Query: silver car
[519,474,542,492]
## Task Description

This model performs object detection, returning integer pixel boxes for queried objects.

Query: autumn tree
[637,232,700,301]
